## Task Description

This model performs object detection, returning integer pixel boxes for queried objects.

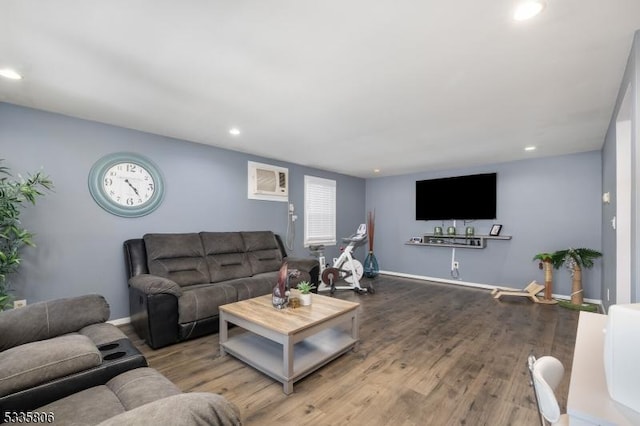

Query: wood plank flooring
[121,275,579,426]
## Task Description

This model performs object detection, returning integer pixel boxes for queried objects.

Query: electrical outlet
[453,261,459,269]
[13,299,26,309]
[289,203,295,212]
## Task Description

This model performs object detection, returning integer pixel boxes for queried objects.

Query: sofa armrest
[129,288,179,349]
[286,257,320,291]
[96,393,241,426]
[129,274,182,297]
[284,257,319,274]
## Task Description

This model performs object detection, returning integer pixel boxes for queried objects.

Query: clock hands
[124,179,140,196]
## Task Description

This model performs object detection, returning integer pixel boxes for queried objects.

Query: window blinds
[304,175,336,246]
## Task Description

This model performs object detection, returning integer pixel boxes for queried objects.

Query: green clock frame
[88,152,165,218]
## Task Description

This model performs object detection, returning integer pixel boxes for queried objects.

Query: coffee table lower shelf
[221,328,357,394]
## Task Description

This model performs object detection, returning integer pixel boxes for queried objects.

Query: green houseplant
[0,160,53,310]
[554,247,602,306]
[296,281,316,306]
[296,281,316,294]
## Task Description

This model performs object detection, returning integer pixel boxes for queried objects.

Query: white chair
[527,355,570,426]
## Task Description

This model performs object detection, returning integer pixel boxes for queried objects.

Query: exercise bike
[310,224,375,295]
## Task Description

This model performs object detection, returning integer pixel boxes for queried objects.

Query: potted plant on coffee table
[296,281,316,306]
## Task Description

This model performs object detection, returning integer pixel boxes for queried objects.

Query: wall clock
[88,152,165,217]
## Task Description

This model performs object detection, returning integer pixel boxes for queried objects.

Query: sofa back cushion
[242,231,283,275]
[200,232,252,283]
[0,295,110,351]
[144,233,210,286]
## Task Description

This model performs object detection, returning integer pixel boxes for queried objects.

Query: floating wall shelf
[406,234,512,250]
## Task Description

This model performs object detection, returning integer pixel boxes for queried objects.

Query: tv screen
[415,173,497,220]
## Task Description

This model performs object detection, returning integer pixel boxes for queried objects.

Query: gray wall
[0,98,611,317]
[0,103,365,319]
[601,30,640,308]
[366,151,603,300]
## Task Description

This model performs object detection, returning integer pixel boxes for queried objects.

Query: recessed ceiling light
[513,1,546,21]
[0,68,23,80]
[525,146,537,151]
[373,169,381,174]
[229,128,241,136]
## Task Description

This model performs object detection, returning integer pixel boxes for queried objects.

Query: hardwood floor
[121,276,579,426]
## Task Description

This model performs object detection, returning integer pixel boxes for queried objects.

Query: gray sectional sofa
[124,231,319,349]
[0,295,241,425]
[0,294,146,413]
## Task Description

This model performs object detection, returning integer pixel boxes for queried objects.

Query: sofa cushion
[178,284,237,324]
[241,231,280,252]
[225,273,277,301]
[144,233,210,286]
[242,231,283,275]
[206,253,252,283]
[36,368,182,426]
[97,393,242,426]
[0,294,110,351]
[200,232,245,254]
[201,232,252,283]
[0,334,101,397]
[105,367,182,410]
[39,385,126,425]
[247,249,283,275]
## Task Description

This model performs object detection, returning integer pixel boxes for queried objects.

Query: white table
[567,311,640,425]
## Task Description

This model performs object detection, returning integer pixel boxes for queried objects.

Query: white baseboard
[108,316,131,326]
[380,270,495,290]
[379,270,602,305]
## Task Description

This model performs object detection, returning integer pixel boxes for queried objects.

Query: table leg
[283,335,294,394]
[219,312,228,356]
[351,311,360,351]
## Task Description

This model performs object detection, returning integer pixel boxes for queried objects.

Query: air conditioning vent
[248,161,289,201]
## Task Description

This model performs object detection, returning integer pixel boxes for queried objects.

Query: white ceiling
[1,1,639,178]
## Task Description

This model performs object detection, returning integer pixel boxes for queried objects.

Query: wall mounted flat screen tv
[416,173,497,220]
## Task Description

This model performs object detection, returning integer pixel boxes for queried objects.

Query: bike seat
[342,235,367,244]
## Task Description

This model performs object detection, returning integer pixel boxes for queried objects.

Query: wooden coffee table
[219,293,360,394]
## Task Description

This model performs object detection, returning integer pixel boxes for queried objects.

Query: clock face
[88,153,164,217]
[103,162,156,207]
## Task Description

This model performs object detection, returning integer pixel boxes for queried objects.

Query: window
[304,175,336,246]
